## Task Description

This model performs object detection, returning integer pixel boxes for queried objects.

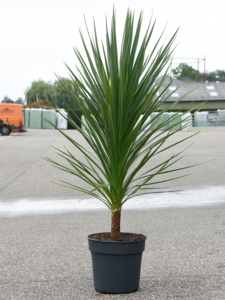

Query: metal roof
[158,82,225,102]
[155,75,183,85]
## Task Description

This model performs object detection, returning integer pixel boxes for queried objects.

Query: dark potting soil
[89,233,146,242]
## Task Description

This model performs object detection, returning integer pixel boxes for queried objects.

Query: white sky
[1,0,224,101]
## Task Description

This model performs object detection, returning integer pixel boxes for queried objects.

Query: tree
[45,10,200,240]
[173,63,225,82]
[15,97,24,105]
[2,96,14,103]
[172,63,197,80]
[206,70,225,82]
[54,78,79,109]
[25,80,57,106]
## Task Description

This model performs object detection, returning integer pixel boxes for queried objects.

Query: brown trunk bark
[111,210,121,240]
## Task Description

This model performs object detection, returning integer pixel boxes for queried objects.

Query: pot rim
[88,232,146,243]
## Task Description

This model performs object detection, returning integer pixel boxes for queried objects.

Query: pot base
[95,287,138,294]
[88,232,146,294]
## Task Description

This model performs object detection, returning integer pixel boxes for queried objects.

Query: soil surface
[89,232,146,242]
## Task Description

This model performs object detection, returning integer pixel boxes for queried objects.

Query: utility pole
[204,56,206,82]
[170,59,172,82]
[197,59,199,82]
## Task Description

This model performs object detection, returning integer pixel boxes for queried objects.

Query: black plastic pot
[88,232,146,294]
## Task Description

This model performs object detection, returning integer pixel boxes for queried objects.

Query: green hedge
[66,110,82,129]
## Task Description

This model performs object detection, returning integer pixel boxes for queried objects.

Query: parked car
[0,103,27,135]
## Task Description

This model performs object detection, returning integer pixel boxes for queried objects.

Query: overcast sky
[1,0,224,101]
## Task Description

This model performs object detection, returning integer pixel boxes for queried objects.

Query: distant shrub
[66,110,82,129]
[25,100,53,109]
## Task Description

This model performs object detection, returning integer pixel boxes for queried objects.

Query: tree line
[25,78,79,109]
[172,63,225,82]
[1,96,24,104]
[1,65,225,107]
[1,78,79,109]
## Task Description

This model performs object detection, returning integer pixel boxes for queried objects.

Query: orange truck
[0,103,27,135]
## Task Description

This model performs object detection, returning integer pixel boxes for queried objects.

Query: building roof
[179,77,197,83]
[155,75,183,85]
[157,82,225,102]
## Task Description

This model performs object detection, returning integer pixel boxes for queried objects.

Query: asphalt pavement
[0,129,225,299]
[0,129,225,199]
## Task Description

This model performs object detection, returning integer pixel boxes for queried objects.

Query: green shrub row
[66,110,83,129]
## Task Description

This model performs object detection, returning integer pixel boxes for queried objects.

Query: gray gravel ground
[1,209,225,299]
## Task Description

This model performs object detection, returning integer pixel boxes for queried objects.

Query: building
[150,76,225,111]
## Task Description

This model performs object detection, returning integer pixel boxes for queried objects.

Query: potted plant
[44,9,201,294]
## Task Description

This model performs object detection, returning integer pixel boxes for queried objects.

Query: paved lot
[0,129,225,299]
[1,209,225,299]
[0,129,225,199]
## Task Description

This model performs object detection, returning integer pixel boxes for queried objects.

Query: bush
[66,110,82,129]
[25,100,53,109]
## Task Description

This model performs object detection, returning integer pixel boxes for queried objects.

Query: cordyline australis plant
[44,10,201,240]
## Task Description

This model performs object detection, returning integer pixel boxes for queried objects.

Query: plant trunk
[111,210,121,240]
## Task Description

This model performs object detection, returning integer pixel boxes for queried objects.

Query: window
[169,87,176,91]
[171,93,179,97]
[209,92,218,96]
